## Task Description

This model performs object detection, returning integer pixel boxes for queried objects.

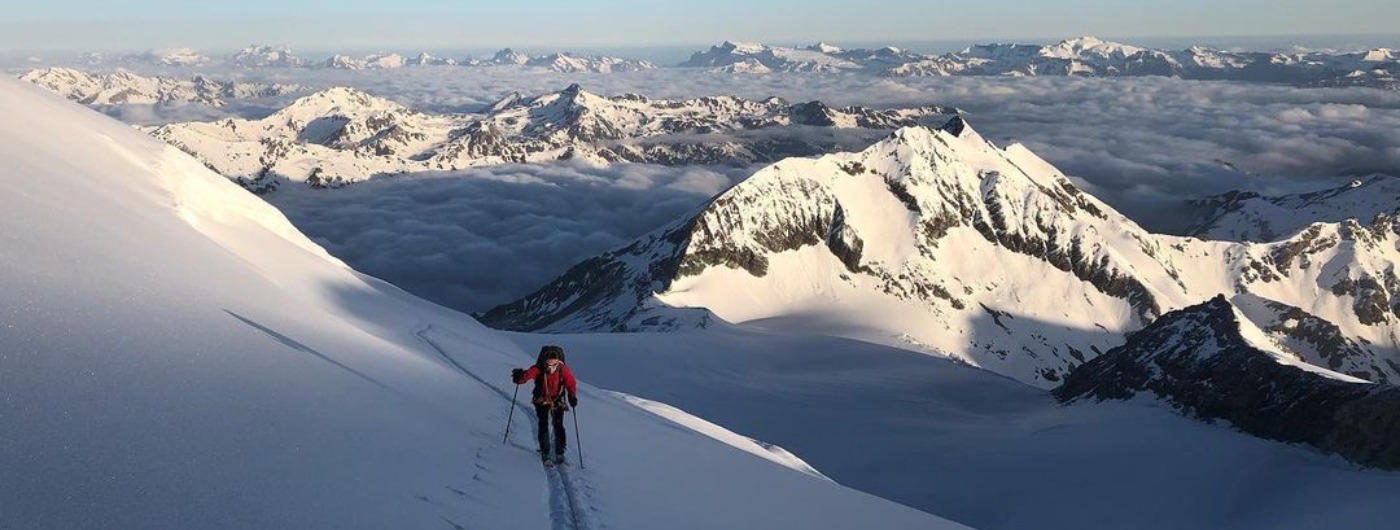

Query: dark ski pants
[535,405,567,455]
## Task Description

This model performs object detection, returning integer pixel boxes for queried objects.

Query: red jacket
[516,364,577,404]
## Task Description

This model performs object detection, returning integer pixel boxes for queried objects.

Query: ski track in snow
[415,324,597,530]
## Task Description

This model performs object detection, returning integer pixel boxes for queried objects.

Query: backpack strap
[532,361,547,403]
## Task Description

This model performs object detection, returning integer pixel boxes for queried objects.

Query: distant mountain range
[680,36,1400,89]
[318,48,655,72]
[46,38,1398,89]
[18,67,300,107]
[74,48,212,67]
[60,44,656,74]
[480,117,1400,390]
[145,84,957,190]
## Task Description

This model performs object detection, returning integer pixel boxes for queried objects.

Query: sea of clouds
[23,63,1400,312]
[265,162,747,313]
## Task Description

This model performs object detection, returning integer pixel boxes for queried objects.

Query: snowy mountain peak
[721,40,765,53]
[231,44,303,68]
[145,47,209,66]
[1042,36,1144,60]
[491,48,531,65]
[807,42,843,53]
[482,116,1185,385]
[1362,48,1397,62]
[273,86,407,118]
[483,107,1400,388]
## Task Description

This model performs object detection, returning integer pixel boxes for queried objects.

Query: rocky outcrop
[1056,295,1400,470]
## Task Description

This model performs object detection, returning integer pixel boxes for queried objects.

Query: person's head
[538,345,564,370]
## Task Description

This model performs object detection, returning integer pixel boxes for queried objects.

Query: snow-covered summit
[1040,36,1145,61]
[473,49,656,72]
[482,118,1185,384]
[491,47,532,65]
[483,118,1400,388]
[679,41,866,72]
[322,52,408,70]
[231,44,304,68]
[142,47,210,66]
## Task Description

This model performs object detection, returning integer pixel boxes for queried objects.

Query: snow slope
[505,327,1400,530]
[0,77,968,529]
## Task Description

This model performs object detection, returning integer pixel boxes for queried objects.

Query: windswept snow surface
[509,328,1400,530]
[0,78,967,530]
[609,391,831,481]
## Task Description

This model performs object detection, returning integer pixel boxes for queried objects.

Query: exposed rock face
[146,85,958,189]
[1234,293,1398,383]
[1055,295,1400,470]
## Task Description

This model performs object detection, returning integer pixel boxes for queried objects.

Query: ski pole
[503,383,520,444]
[571,393,585,469]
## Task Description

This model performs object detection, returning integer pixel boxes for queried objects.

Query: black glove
[511,368,525,383]
[568,394,578,408]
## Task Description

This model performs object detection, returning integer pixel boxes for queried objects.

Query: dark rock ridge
[476,216,708,332]
[1055,295,1400,470]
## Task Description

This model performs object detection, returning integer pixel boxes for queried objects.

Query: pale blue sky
[4,0,1398,53]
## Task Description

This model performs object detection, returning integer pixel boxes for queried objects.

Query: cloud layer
[266,162,744,312]
[81,66,1400,310]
